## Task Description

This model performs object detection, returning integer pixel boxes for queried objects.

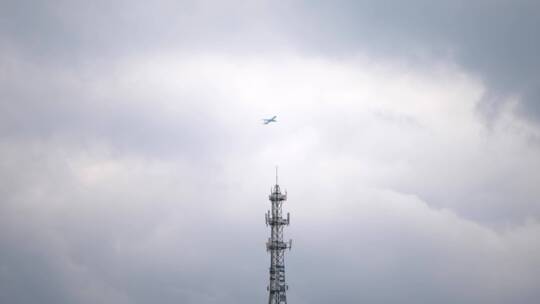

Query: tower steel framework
[265,169,291,304]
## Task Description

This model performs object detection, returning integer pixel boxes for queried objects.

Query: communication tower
[265,168,292,304]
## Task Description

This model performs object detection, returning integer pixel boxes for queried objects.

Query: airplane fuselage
[263,116,277,124]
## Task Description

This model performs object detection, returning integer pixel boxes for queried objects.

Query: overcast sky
[1,1,540,303]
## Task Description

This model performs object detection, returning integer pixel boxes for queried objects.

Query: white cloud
[1,49,540,303]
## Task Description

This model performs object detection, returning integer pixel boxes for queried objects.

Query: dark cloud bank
[2,0,539,120]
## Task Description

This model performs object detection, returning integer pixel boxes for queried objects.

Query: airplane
[262,116,277,124]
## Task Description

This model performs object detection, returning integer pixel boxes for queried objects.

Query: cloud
[274,1,540,122]
[3,1,538,123]
[1,46,540,304]
[1,1,540,302]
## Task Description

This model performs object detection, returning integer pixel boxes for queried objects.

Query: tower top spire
[275,166,279,185]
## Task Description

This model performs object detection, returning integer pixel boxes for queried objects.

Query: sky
[1,1,540,303]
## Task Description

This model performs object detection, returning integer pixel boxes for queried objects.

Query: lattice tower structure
[265,173,292,304]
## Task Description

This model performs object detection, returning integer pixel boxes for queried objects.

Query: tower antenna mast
[265,168,292,304]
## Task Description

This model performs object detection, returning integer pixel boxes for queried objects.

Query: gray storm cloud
[2,1,539,120]
[1,1,540,304]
